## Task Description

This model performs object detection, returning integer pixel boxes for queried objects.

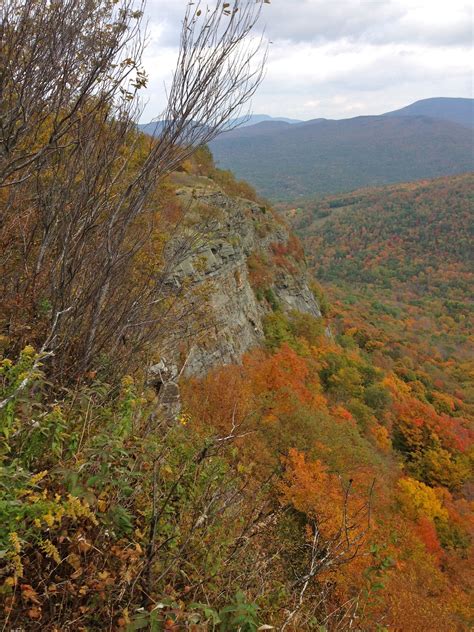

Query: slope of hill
[383,97,474,129]
[285,173,474,461]
[210,114,474,199]
[290,173,473,298]
[5,0,473,625]
[3,127,474,631]
[181,173,474,630]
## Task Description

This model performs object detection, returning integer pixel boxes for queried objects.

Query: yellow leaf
[67,553,81,570]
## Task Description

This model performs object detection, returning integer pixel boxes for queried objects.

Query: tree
[278,449,373,630]
[0,0,146,186]
[0,0,268,376]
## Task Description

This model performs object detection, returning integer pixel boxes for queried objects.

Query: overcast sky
[140,0,473,122]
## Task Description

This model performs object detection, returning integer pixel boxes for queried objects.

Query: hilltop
[383,97,474,129]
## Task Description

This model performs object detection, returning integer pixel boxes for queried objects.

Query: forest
[280,174,474,627]
[1,0,473,630]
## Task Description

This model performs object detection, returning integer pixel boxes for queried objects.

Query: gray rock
[148,359,181,420]
[156,182,321,381]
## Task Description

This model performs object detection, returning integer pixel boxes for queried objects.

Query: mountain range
[137,113,301,138]
[227,113,302,126]
[209,98,474,199]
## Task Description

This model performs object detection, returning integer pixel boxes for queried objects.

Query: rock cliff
[155,173,320,386]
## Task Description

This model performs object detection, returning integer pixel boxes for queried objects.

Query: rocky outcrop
[148,359,181,420]
[155,174,320,381]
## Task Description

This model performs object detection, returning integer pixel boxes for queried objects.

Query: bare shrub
[0,0,267,377]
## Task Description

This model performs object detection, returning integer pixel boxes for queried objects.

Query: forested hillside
[286,174,473,418]
[289,174,473,298]
[3,158,473,630]
[277,174,474,628]
[3,105,473,632]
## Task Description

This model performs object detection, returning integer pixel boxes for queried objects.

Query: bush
[0,352,269,630]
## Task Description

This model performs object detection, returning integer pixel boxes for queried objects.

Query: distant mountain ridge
[208,98,474,199]
[383,97,474,129]
[210,113,473,199]
[138,98,474,200]
[137,113,301,137]
[229,114,302,126]
[138,98,473,138]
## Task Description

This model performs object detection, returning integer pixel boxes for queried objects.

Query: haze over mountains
[137,114,301,138]
[228,114,302,127]
[209,98,474,199]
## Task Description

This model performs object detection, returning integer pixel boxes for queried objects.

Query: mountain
[4,127,474,629]
[138,120,167,136]
[229,113,302,126]
[285,172,474,402]
[219,119,293,137]
[283,178,474,614]
[137,120,211,138]
[210,113,474,199]
[4,0,473,623]
[137,114,301,138]
[383,97,474,129]
[180,170,474,630]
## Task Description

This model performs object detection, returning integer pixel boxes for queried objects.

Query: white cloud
[261,0,472,46]
[139,0,474,121]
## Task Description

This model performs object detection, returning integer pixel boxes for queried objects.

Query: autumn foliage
[1,3,472,625]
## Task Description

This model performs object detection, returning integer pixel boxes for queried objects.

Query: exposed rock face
[148,359,181,420]
[157,175,320,379]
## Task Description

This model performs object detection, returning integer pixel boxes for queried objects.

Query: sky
[139,0,473,122]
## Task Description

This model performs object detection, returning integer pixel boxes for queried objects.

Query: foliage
[186,145,263,202]
[0,0,268,379]
[1,13,472,626]
[0,351,274,630]
[280,173,474,629]
[291,174,473,301]
[183,297,473,629]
